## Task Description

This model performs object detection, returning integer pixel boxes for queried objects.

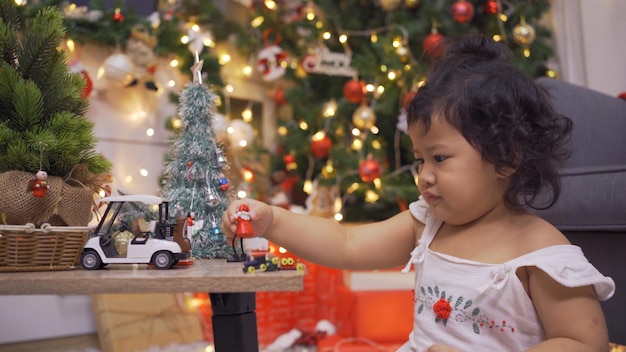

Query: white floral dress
[397,198,615,352]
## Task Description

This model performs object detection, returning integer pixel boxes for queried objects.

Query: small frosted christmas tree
[161,56,233,259]
[0,0,111,226]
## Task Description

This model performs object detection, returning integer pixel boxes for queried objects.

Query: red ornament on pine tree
[423,31,445,58]
[359,158,382,183]
[451,0,474,23]
[310,134,332,159]
[112,8,125,22]
[483,0,499,15]
[343,79,365,104]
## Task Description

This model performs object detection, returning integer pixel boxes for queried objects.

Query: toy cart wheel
[260,263,267,272]
[247,266,256,274]
[281,257,288,266]
[80,250,103,270]
[286,257,294,265]
[271,257,280,265]
[152,251,174,269]
[296,263,305,273]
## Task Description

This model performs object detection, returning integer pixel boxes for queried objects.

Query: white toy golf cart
[80,195,191,270]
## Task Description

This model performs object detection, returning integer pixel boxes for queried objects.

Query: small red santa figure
[32,170,50,198]
[235,204,255,238]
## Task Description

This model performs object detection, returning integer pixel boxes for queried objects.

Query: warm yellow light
[191,24,200,32]
[371,32,378,43]
[170,59,179,67]
[251,16,265,28]
[265,0,276,9]
[203,38,215,47]
[242,168,254,182]
[371,139,382,148]
[380,65,388,72]
[376,85,385,95]
[242,108,253,122]
[225,84,234,93]
[347,183,360,194]
[392,39,401,48]
[303,180,313,194]
[351,138,363,150]
[167,80,176,88]
[315,21,323,29]
[351,128,361,137]
[334,213,344,221]
[140,169,149,177]
[146,128,154,136]
[322,32,331,40]
[239,140,248,148]
[388,72,397,80]
[124,175,133,183]
[323,99,337,117]
[299,121,309,130]
[493,34,502,42]
[181,35,189,44]
[277,126,288,136]
[373,178,382,189]
[66,39,75,53]
[339,34,348,43]
[365,190,380,203]
[219,54,231,65]
[523,48,531,58]
[243,65,253,76]
[365,84,375,92]
[545,69,558,78]
[172,117,182,129]
[499,13,508,22]
[312,131,326,141]
[307,12,315,21]
[334,197,343,213]
[237,190,247,198]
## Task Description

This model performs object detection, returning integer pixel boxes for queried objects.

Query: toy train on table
[243,253,305,274]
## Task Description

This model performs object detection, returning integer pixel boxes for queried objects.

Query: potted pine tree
[0,0,111,271]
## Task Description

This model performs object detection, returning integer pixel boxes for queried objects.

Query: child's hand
[427,344,462,352]
[221,198,274,241]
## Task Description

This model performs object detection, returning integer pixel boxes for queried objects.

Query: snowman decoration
[257,29,288,81]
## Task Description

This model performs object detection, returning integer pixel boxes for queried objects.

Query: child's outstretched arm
[526,267,609,352]
[222,198,422,270]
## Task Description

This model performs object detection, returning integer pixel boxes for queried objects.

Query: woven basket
[0,223,89,272]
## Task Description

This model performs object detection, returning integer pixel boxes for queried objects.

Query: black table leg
[209,292,259,352]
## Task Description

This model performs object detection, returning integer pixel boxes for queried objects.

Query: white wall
[1,0,624,345]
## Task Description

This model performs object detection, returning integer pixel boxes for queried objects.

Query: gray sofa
[533,77,626,344]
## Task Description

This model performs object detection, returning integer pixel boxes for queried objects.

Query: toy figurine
[228,204,254,262]
[31,170,50,198]
[235,204,255,238]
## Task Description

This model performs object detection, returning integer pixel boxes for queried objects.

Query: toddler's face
[409,117,509,225]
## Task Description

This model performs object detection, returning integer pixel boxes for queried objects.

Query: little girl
[223,35,615,351]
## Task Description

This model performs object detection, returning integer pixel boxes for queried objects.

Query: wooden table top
[0,259,305,295]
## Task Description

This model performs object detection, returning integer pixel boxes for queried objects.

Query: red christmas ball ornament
[402,90,416,109]
[423,30,445,58]
[343,79,365,104]
[310,133,332,159]
[80,70,93,98]
[451,0,474,23]
[483,0,499,15]
[359,158,382,183]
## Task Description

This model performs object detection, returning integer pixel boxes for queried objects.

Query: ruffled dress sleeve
[515,245,615,301]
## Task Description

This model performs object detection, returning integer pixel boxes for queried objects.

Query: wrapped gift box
[92,293,205,352]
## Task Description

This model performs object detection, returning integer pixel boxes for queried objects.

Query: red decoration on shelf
[423,30,445,58]
[343,79,365,104]
[274,85,287,105]
[451,0,474,23]
[359,158,382,183]
[310,134,332,159]
[483,0,499,15]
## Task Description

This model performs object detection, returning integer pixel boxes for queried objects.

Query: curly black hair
[407,35,573,210]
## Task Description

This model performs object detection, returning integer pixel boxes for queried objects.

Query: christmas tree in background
[236,0,554,221]
[0,0,111,226]
[161,56,232,259]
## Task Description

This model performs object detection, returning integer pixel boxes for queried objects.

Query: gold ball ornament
[352,104,377,130]
[512,22,536,46]
[405,0,419,9]
[380,0,402,11]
